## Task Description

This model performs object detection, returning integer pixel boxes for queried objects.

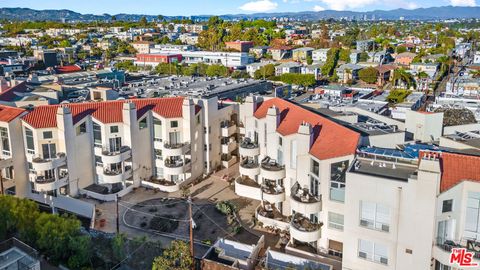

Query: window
[310,176,319,197]
[25,128,35,154]
[290,140,297,169]
[311,159,319,176]
[465,192,480,239]
[328,212,344,231]
[153,119,162,142]
[171,121,178,128]
[41,143,56,159]
[93,122,102,147]
[43,131,53,139]
[442,199,453,213]
[109,137,122,153]
[0,127,10,156]
[358,239,388,265]
[95,155,102,167]
[360,201,390,232]
[110,126,119,133]
[76,122,86,135]
[278,136,283,146]
[310,214,318,224]
[139,117,148,129]
[196,115,200,125]
[330,161,348,202]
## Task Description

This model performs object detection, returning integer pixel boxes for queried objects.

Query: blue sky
[0,0,477,15]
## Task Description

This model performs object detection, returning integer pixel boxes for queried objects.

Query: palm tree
[393,68,416,89]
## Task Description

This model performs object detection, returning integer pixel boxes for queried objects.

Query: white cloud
[450,0,476,6]
[319,0,380,11]
[313,5,325,11]
[406,2,418,9]
[240,0,279,12]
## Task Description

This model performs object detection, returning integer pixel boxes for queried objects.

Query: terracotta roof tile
[22,97,189,129]
[439,152,480,192]
[420,151,480,192]
[254,98,360,160]
[55,65,82,74]
[0,105,25,122]
[0,82,28,102]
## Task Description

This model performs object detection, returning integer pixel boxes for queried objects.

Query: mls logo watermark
[450,248,479,267]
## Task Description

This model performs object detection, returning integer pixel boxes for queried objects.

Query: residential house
[292,47,314,63]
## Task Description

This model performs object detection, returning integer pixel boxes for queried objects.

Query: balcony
[238,123,246,135]
[0,157,13,169]
[33,171,69,192]
[290,214,322,243]
[31,153,66,171]
[433,238,480,266]
[163,142,190,156]
[99,166,133,184]
[239,159,260,179]
[256,204,290,230]
[221,121,237,137]
[239,138,260,157]
[101,146,132,164]
[234,176,262,201]
[221,140,237,154]
[261,183,285,203]
[221,154,237,168]
[164,159,191,175]
[142,177,180,193]
[291,188,322,215]
[260,158,286,180]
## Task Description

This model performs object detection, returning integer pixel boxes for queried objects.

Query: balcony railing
[291,213,321,232]
[261,157,284,171]
[163,142,185,149]
[103,165,132,176]
[241,159,259,169]
[240,140,258,149]
[102,145,130,156]
[34,175,56,184]
[32,152,66,163]
[165,158,190,168]
[435,237,480,260]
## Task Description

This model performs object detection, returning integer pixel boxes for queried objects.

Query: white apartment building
[1,96,241,219]
[20,97,205,199]
[312,49,329,63]
[236,96,360,256]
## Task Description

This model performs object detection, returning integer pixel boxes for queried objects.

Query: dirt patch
[123,198,258,244]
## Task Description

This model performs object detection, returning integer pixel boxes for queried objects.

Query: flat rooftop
[350,158,417,181]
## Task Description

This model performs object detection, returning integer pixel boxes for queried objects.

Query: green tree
[206,64,229,77]
[152,240,193,270]
[339,48,351,62]
[358,67,379,84]
[396,46,407,54]
[139,16,148,27]
[358,52,369,62]
[254,64,276,80]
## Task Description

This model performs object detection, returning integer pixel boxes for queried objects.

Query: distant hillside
[1,6,480,22]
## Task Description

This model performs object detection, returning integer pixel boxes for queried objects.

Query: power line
[119,202,191,222]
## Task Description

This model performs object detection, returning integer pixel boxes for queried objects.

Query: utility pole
[188,196,194,270]
[0,170,4,195]
[116,194,120,234]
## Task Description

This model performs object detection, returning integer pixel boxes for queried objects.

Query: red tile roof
[420,151,480,192]
[55,65,82,74]
[22,97,192,129]
[0,105,25,122]
[0,81,28,102]
[253,98,360,160]
[439,152,480,192]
